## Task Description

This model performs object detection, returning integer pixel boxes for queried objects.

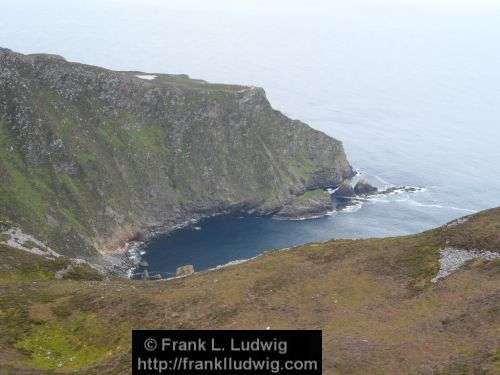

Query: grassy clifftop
[0,48,352,258]
[0,208,498,374]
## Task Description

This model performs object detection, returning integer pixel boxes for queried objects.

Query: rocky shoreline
[122,188,340,278]
[84,180,427,276]
[273,189,333,220]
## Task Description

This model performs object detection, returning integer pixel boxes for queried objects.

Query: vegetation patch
[0,219,12,231]
[290,189,326,203]
[0,245,101,282]
[207,305,239,325]
[60,264,103,281]
[364,236,441,292]
[251,274,291,296]
[15,313,124,370]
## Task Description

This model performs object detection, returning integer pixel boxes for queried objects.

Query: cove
[140,189,464,278]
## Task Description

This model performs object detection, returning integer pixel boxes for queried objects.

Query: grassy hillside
[0,208,498,374]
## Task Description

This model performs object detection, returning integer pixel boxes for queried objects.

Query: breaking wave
[330,172,473,215]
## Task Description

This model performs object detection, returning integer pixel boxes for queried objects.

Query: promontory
[0,48,353,263]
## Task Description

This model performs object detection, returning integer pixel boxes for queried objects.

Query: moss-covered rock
[273,189,332,219]
[354,180,378,195]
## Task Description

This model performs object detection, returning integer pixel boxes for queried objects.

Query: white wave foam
[326,187,338,194]
[404,199,475,213]
[366,196,391,203]
[337,201,363,213]
[212,258,250,269]
[273,212,332,221]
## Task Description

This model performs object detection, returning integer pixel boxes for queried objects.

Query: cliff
[0,48,353,259]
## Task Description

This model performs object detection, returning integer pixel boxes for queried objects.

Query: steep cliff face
[0,48,353,258]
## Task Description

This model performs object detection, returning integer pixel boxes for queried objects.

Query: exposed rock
[176,264,195,277]
[0,228,60,258]
[273,190,332,220]
[378,186,421,195]
[446,217,470,228]
[0,47,353,259]
[354,181,378,195]
[431,247,500,282]
[332,183,355,198]
[54,264,74,279]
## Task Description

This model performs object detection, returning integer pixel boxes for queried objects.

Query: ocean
[2,0,499,276]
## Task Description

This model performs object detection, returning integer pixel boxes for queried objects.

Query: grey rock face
[0,48,353,258]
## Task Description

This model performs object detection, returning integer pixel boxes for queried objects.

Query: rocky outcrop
[176,264,195,277]
[0,48,353,259]
[332,182,355,198]
[431,247,499,283]
[273,189,333,220]
[379,186,420,195]
[354,181,378,195]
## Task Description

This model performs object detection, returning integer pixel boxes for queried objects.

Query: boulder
[379,186,421,195]
[176,264,195,277]
[354,181,378,195]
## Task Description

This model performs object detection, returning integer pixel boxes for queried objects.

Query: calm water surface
[2,0,500,275]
